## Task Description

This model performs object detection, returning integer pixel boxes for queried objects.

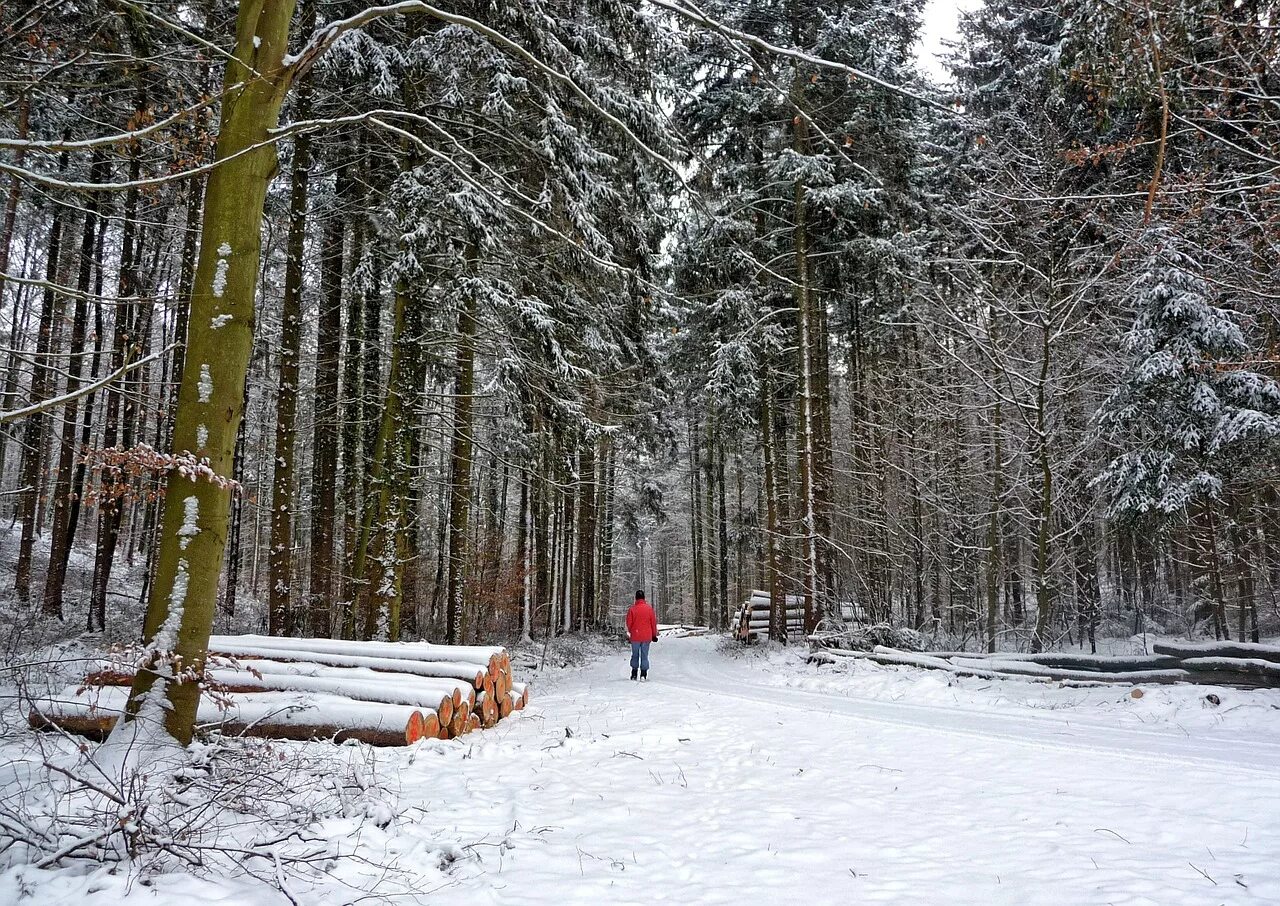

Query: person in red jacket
[625,590,659,681]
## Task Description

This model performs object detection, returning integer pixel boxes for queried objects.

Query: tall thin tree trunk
[0,95,30,479]
[88,145,145,633]
[339,161,367,622]
[43,154,106,618]
[352,283,411,642]
[517,468,531,642]
[716,431,729,632]
[444,275,478,644]
[307,170,345,635]
[761,371,783,642]
[267,62,314,637]
[790,60,820,633]
[1031,322,1054,653]
[690,413,705,627]
[15,150,69,601]
[986,396,1003,653]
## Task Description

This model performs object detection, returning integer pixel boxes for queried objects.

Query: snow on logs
[733,590,805,642]
[808,643,1280,689]
[31,637,527,746]
[30,686,442,746]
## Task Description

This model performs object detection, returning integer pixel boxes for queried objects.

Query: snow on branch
[0,344,176,425]
[645,0,948,111]
[0,95,221,153]
[286,2,684,180]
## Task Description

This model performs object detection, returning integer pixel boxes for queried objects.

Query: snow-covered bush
[820,623,927,653]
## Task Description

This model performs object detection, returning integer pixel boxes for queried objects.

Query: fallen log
[1153,641,1280,665]
[814,647,1108,687]
[949,657,1193,685]
[211,635,506,674]
[812,644,1280,690]
[816,646,998,674]
[202,659,476,710]
[475,693,500,728]
[511,682,529,710]
[84,667,458,721]
[983,652,1185,671]
[1178,657,1280,688]
[447,702,471,738]
[30,686,438,746]
[206,644,489,690]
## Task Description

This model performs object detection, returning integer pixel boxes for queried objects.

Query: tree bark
[307,171,345,637]
[43,154,106,618]
[445,271,478,644]
[125,0,300,745]
[268,64,314,637]
[15,150,69,602]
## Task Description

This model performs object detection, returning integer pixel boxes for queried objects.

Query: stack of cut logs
[29,635,529,746]
[732,590,805,642]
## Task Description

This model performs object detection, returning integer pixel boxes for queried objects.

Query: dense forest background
[2,0,1278,658]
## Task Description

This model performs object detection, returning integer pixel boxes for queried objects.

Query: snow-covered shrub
[0,691,410,898]
[820,623,926,652]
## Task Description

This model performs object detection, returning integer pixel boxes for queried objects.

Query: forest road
[650,636,1280,775]
[418,635,1280,905]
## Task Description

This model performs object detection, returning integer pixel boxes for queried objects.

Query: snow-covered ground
[5,635,1280,904]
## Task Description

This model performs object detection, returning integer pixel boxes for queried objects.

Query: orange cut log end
[405,710,426,744]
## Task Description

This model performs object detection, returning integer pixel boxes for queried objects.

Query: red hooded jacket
[626,599,659,643]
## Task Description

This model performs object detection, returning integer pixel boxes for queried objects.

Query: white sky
[915,0,978,84]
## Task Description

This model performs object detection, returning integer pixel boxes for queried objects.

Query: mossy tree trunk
[125,0,299,745]
[352,282,411,642]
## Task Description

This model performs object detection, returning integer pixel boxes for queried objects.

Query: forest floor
[5,635,1280,904]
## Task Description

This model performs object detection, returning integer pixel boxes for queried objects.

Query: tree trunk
[716,431,729,632]
[307,170,345,637]
[0,94,29,481]
[268,72,313,637]
[986,395,1003,653]
[125,0,299,745]
[43,154,106,618]
[576,440,597,629]
[339,159,367,620]
[597,437,616,624]
[704,415,718,630]
[761,371,784,642]
[690,413,705,627]
[445,274,478,644]
[352,282,412,642]
[790,63,820,633]
[222,409,249,620]
[15,151,69,602]
[516,468,531,642]
[88,153,142,633]
[1031,322,1054,653]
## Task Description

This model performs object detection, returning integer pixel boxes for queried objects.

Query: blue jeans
[630,642,650,672]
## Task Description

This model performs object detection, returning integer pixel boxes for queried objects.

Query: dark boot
[630,667,638,681]
[640,670,648,682]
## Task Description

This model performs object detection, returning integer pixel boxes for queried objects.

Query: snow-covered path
[406,637,1280,904]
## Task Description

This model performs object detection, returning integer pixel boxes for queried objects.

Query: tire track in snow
[650,640,1280,776]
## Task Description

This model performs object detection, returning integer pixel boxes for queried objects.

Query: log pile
[732,590,805,642]
[808,641,1280,690]
[28,635,530,746]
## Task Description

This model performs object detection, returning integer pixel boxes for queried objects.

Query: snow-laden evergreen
[1097,234,1280,517]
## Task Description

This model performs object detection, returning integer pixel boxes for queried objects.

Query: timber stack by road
[30,635,528,745]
